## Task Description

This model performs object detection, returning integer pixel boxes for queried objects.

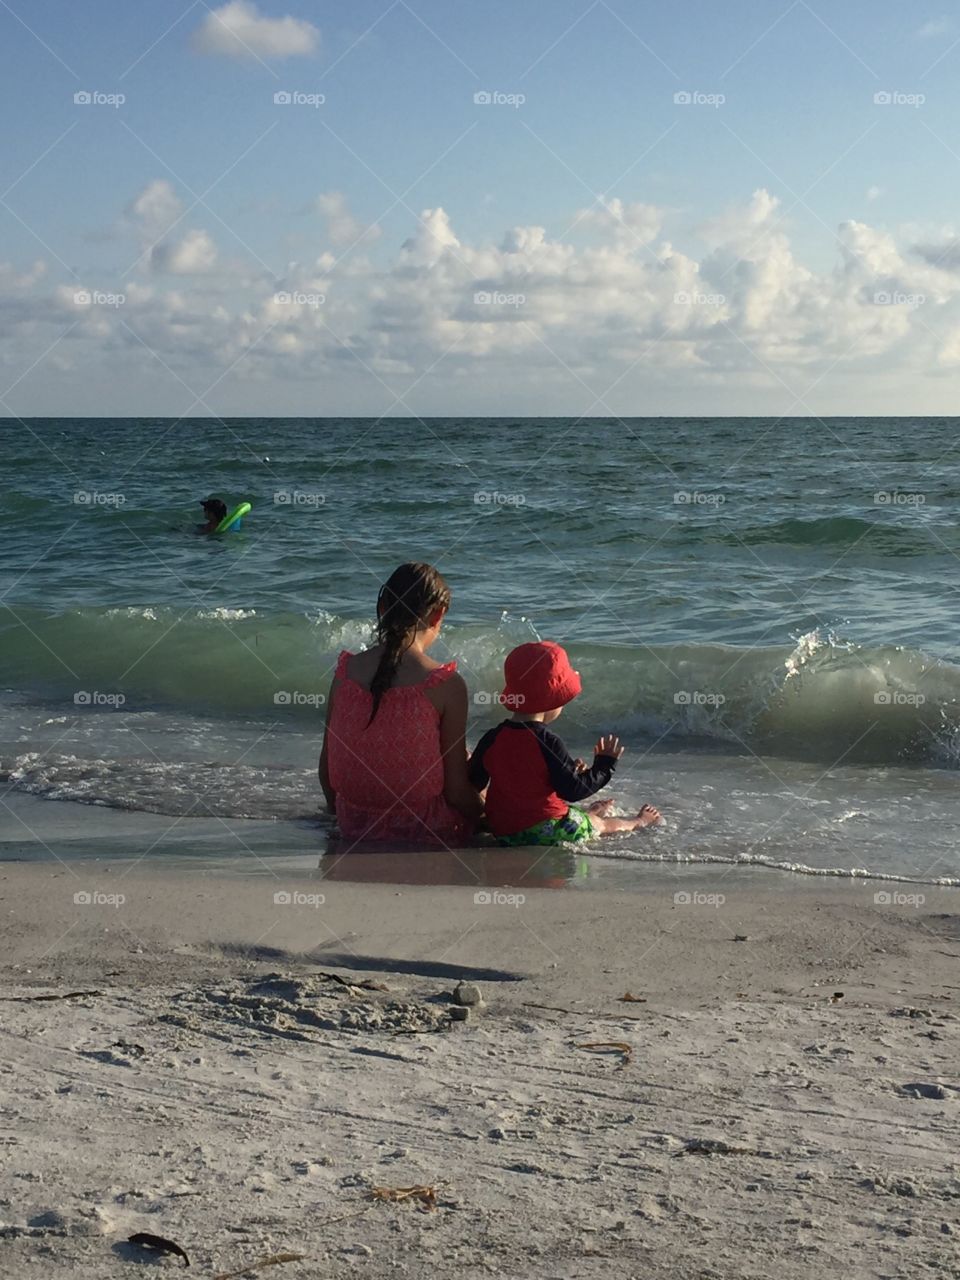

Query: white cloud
[126,180,219,276]
[191,1,319,59]
[128,179,183,240]
[151,228,219,275]
[400,207,462,266]
[917,17,952,38]
[574,197,663,245]
[12,188,960,412]
[698,188,780,249]
[0,259,45,289]
[313,192,382,248]
[866,185,882,202]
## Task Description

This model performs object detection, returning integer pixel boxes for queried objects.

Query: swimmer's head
[201,496,227,524]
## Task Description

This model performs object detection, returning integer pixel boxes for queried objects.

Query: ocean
[2,416,959,885]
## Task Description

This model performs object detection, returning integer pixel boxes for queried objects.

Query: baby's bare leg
[586,797,615,817]
[588,804,661,836]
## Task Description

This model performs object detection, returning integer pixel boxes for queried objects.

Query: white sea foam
[585,844,960,886]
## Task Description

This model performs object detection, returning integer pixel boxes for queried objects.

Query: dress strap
[422,660,458,688]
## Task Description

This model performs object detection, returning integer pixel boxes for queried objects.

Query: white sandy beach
[0,861,958,1278]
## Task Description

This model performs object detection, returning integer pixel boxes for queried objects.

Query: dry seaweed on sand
[370,1184,438,1210]
[128,1231,190,1265]
[213,1252,306,1279]
[675,1138,754,1158]
[619,992,646,1002]
[575,1040,633,1066]
[0,990,102,1003]
[314,971,389,993]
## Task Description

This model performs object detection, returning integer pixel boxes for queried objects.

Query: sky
[3,0,960,416]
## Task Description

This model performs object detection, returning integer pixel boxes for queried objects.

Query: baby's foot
[635,804,661,828]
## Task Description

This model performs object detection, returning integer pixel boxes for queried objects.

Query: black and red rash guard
[468,720,617,837]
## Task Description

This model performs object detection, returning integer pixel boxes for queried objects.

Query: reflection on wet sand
[319,839,586,888]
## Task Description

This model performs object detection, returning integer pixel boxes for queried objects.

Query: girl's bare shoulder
[344,648,381,687]
[344,646,447,690]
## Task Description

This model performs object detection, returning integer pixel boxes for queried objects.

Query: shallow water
[3,417,960,884]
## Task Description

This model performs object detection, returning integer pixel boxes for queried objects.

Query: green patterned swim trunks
[496,805,593,847]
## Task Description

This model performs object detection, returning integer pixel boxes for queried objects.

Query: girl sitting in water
[319,563,482,845]
[468,640,661,845]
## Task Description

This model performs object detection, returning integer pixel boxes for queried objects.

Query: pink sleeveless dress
[327,651,470,845]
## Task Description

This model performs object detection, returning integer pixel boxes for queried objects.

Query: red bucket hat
[501,641,581,714]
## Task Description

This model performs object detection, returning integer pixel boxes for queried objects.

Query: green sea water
[2,417,960,883]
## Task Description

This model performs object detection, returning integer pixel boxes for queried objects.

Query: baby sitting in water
[468,641,661,845]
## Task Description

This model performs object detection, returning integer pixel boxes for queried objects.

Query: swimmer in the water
[197,496,227,534]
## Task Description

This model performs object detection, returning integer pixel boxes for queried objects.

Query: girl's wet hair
[367,562,451,725]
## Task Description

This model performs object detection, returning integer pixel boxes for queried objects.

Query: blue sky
[3,1,960,415]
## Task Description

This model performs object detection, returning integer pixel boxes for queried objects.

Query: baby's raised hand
[595,734,625,760]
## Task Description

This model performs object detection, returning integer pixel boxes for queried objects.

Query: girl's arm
[438,674,484,821]
[318,677,338,812]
